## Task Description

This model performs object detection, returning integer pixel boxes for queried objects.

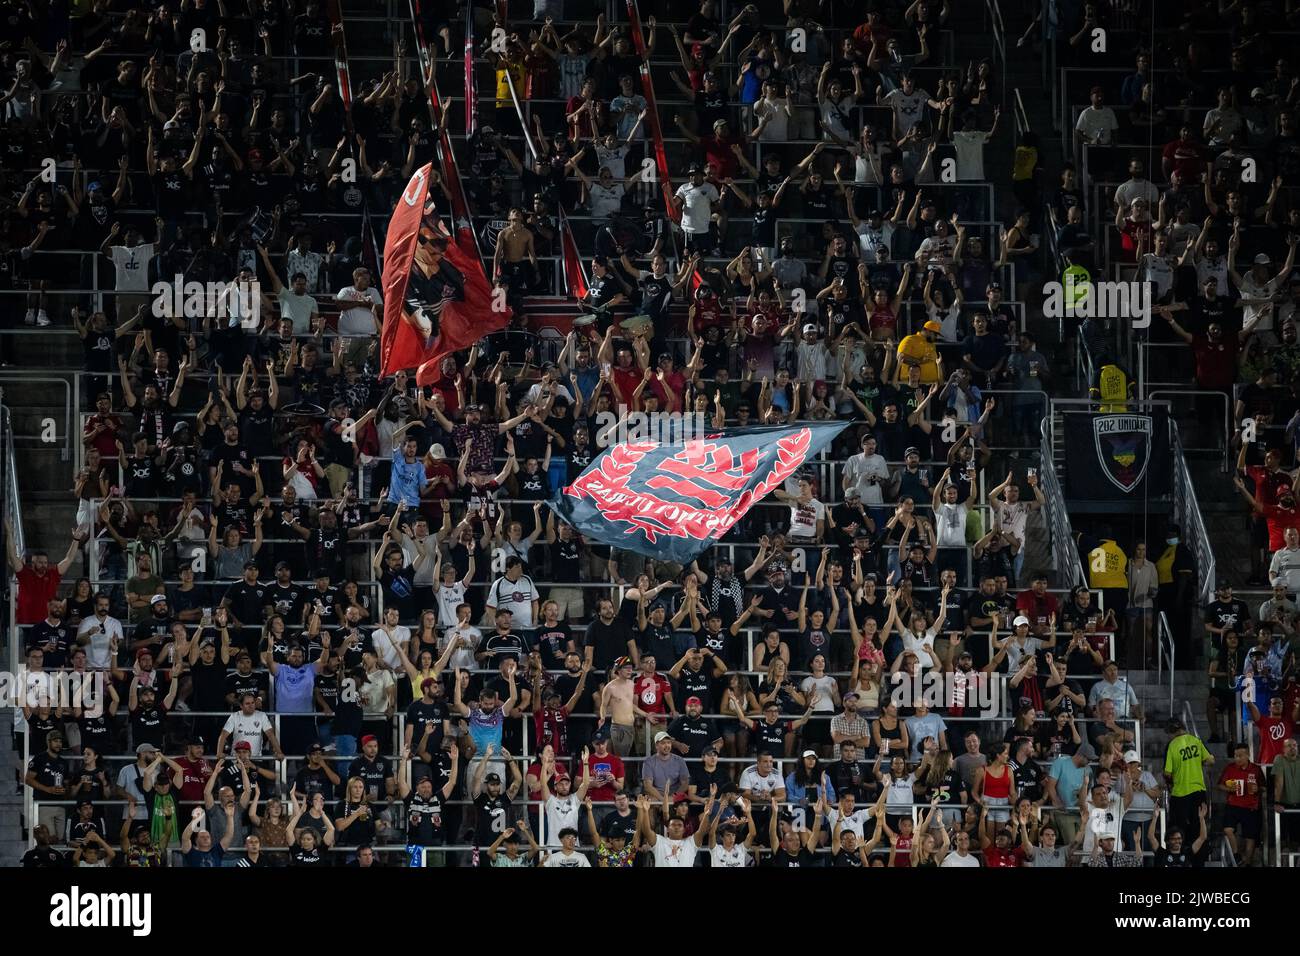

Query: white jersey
[652,836,698,868]
[935,502,968,547]
[369,626,410,671]
[675,182,719,233]
[437,582,468,628]
[544,792,581,845]
[710,843,750,868]
[542,849,591,867]
[884,88,931,135]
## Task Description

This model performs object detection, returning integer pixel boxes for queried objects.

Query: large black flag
[548,423,849,564]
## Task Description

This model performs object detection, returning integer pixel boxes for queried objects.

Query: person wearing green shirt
[1164,719,1214,836]
[487,822,539,867]
[1273,738,1300,849]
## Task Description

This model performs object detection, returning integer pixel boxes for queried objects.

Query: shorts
[1223,804,1261,839]
[983,795,1011,822]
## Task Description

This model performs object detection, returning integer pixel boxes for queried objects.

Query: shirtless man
[493,207,538,315]
[600,656,638,757]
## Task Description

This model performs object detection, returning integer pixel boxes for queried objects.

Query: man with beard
[555,652,598,755]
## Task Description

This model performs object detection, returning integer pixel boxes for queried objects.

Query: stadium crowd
[0,0,1295,869]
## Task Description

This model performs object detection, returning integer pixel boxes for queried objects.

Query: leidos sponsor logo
[3,669,103,717]
[152,273,262,329]
[1043,265,1150,328]
[50,887,152,936]
[594,411,710,449]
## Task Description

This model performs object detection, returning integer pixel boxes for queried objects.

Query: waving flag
[379,165,510,385]
[549,423,848,563]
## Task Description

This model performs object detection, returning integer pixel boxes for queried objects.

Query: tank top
[983,763,1012,799]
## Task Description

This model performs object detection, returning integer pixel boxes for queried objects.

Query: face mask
[1166,537,1179,545]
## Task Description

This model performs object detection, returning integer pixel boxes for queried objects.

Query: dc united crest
[1092,414,1153,493]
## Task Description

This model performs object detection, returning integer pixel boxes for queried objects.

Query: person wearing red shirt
[1163,313,1265,448]
[633,655,676,750]
[1248,695,1298,766]
[83,393,123,462]
[647,353,688,408]
[1161,126,1207,181]
[565,78,601,142]
[1015,572,1059,633]
[173,738,213,805]
[1234,476,1300,552]
[1240,445,1297,584]
[584,734,626,811]
[981,829,1026,867]
[6,530,84,626]
[1217,743,1263,866]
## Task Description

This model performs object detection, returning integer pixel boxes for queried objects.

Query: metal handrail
[1155,611,1175,717]
[1038,414,1086,589]
[0,375,72,464]
[2,400,24,679]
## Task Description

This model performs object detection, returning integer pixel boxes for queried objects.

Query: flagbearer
[406,227,465,348]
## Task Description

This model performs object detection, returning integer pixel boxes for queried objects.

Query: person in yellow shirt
[895,320,944,384]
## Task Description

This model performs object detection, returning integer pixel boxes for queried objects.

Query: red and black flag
[548,423,848,564]
[379,164,509,385]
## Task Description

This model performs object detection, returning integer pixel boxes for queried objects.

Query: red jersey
[891,834,912,866]
[1219,762,1262,809]
[867,304,897,334]
[16,565,61,625]
[534,706,570,757]
[984,845,1025,868]
[1190,335,1238,390]
[1262,504,1300,552]
[1015,590,1059,628]
[649,370,687,409]
[585,750,625,802]
[611,364,643,410]
[634,673,673,717]
[700,134,741,179]
[1255,715,1294,765]
[83,413,122,460]
[176,756,211,802]
[1246,465,1293,508]
[690,295,724,331]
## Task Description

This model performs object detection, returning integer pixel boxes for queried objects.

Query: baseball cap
[479,125,495,136]
[464,402,481,411]
[188,736,206,748]
[843,691,860,702]
[163,119,181,131]
[702,746,719,756]
[904,446,920,457]
[149,594,167,606]
[1251,87,1266,99]
[688,162,703,174]
[135,648,152,660]
[801,749,817,758]
[275,560,292,571]
[1090,85,1104,95]
[923,319,942,333]
[1255,253,1272,265]
[1075,743,1097,760]
[802,323,819,334]
[1013,615,1030,627]
[234,741,252,751]
[1123,750,1141,764]
[360,734,378,746]
[685,696,702,707]
[135,743,158,754]
[485,772,502,784]
[429,443,446,459]
[653,731,671,743]
[613,656,634,671]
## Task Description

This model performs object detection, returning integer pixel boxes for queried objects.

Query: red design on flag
[564,430,812,542]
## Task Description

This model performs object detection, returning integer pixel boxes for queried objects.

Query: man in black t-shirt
[1153,806,1209,867]
[768,797,822,867]
[668,697,723,758]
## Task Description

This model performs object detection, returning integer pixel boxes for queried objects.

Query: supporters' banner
[464,3,476,136]
[626,0,680,225]
[549,423,849,563]
[559,207,588,299]
[326,0,355,121]
[379,166,510,385]
[1063,410,1170,498]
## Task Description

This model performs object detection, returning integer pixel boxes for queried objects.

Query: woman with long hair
[719,672,759,767]
[785,750,833,828]
[800,653,840,757]
[909,799,949,867]
[972,740,1018,842]
[65,577,96,626]
[751,624,790,671]
[871,699,910,759]
[921,748,967,827]
[848,651,882,718]
[334,775,385,849]
[249,791,291,848]
[756,657,806,716]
